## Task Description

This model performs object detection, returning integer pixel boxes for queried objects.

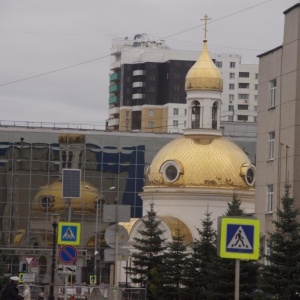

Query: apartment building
[107,33,258,133]
[255,3,300,237]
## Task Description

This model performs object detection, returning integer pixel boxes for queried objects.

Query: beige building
[255,4,300,240]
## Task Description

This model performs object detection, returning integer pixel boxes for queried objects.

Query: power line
[0,54,109,87]
[0,0,274,88]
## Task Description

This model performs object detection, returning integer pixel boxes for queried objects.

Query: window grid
[268,131,275,160]
[267,184,273,213]
[270,79,276,108]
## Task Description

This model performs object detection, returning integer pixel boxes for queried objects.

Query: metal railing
[0,120,106,131]
[56,285,146,300]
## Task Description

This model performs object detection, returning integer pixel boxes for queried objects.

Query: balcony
[110,61,121,70]
[109,95,120,104]
[110,73,120,82]
[132,82,145,88]
[107,118,119,127]
[132,93,145,100]
[109,107,120,115]
[133,70,146,76]
[109,84,120,93]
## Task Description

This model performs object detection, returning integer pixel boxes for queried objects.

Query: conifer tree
[259,184,300,299]
[128,202,167,299]
[162,227,189,300]
[182,210,218,300]
[207,193,259,299]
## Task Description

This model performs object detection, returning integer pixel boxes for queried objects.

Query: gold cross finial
[200,14,211,40]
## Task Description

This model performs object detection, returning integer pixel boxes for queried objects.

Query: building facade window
[148,121,154,128]
[237,105,248,110]
[229,94,235,100]
[255,84,258,90]
[230,62,236,68]
[237,115,248,121]
[173,120,179,127]
[254,106,257,112]
[239,83,250,89]
[229,84,235,90]
[270,79,276,108]
[255,73,259,79]
[238,94,249,100]
[173,108,179,115]
[267,184,273,213]
[215,61,222,68]
[230,73,235,79]
[148,110,154,117]
[268,131,275,160]
[255,95,258,101]
[239,72,249,78]
[229,105,234,111]
[228,116,233,122]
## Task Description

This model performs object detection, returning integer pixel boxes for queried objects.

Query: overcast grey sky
[0,0,297,129]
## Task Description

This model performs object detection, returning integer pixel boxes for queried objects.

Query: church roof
[145,134,254,189]
[185,39,223,92]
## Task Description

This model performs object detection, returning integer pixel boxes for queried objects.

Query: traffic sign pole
[235,259,240,300]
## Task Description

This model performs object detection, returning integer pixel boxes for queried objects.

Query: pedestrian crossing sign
[218,217,260,260]
[58,222,81,245]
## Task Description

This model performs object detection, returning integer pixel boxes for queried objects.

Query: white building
[108,33,258,133]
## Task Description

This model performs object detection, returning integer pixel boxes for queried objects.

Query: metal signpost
[61,169,81,300]
[218,217,260,300]
[103,204,130,297]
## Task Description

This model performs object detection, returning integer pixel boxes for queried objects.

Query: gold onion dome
[185,39,223,92]
[146,135,252,189]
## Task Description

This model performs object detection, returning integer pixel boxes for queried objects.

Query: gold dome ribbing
[185,40,223,92]
[146,135,251,189]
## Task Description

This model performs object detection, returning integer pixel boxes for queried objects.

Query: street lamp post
[87,185,115,285]
[48,213,60,300]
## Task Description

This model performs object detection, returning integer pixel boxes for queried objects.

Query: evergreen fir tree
[182,210,218,300]
[207,193,259,300]
[128,202,167,299]
[182,239,202,300]
[259,184,300,299]
[162,227,189,300]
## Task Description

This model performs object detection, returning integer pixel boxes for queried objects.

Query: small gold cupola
[184,15,223,134]
[185,15,223,92]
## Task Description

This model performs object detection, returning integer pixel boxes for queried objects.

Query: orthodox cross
[200,14,211,40]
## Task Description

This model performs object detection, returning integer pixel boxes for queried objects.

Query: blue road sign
[226,224,254,254]
[218,217,260,260]
[58,222,81,245]
[59,245,78,264]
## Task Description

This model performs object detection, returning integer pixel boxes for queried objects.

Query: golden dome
[146,135,253,189]
[160,216,193,243]
[185,40,223,92]
[32,180,99,213]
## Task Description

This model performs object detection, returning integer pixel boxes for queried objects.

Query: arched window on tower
[192,102,200,129]
[212,102,218,129]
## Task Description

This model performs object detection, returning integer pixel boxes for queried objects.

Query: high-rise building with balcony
[107,33,258,133]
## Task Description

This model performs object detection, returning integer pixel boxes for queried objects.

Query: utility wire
[0,54,109,87]
[0,0,274,88]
